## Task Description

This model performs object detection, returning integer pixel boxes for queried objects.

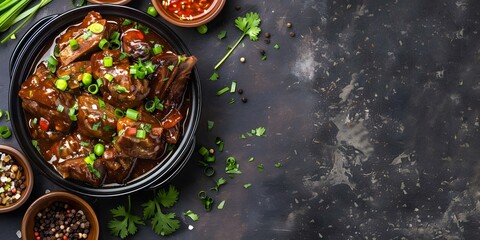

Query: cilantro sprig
[214,12,261,69]
[108,196,145,239]
[142,185,181,236]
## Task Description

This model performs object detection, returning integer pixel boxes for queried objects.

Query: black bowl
[8,5,201,197]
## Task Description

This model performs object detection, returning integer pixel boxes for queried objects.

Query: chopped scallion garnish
[216,87,230,96]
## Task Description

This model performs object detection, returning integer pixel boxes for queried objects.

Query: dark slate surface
[2,0,480,239]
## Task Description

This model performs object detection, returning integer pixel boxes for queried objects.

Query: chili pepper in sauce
[162,0,216,21]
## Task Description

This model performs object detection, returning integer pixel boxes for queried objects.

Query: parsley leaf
[184,210,199,221]
[210,71,219,81]
[214,12,261,69]
[142,185,181,236]
[108,196,144,239]
[158,185,179,208]
[217,30,227,39]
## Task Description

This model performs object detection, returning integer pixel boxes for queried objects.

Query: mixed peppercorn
[34,202,91,240]
[0,151,26,206]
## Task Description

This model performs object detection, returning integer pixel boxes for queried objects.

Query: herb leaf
[108,197,145,239]
[210,71,219,81]
[151,211,180,236]
[158,185,179,208]
[214,12,261,69]
[217,30,227,39]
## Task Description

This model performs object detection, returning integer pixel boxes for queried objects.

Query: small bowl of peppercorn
[21,191,99,240]
[0,145,33,213]
[152,0,226,27]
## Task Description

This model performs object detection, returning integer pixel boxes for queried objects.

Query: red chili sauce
[161,0,216,21]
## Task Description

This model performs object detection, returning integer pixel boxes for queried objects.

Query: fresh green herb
[261,53,267,61]
[69,39,79,50]
[216,87,230,96]
[92,122,101,131]
[204,166,215,177]
[241,134,246,139]
[0,126,11,139]
[87,164,101,178]
[0,0,53,43]
[230,81,237,93]
[210,177,226,192]
[80,141,89,147]
[275,162,282,168]
[57,105,64,112]
[82,73,93,86]
[115,85,129,93]
[98,99,106,108]
[215,137,224,152]
[214,12,261,69]
[109,31,121,50]
[136,129,146,139]
[122,19,132,26]
[257,163,264,172]
[217,30,227,39]
[198,191,214,211]
[126,108,139,121]
[167,65,174,71]
[83,30,92,40]
[225,156,241,174]
[196,24,208,34]
[142,185,180,236]
[217,200,226,210]
[209,71,219,81]
[183,210,199,222]
[118,52,129,61]
[274,43,280,49]
[207,120,214,131]
[153,44,163,55]
[243,183,252,189]
[248,157,254,162]
[109,196,145,239]
[71,0,86,7]
[87,84,99,94]
[32,140,40,152]
[104,73,114,82]
[154,97,164,110]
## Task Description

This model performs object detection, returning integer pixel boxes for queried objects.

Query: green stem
[127,195,131,212]
[214,33,246,70]
[1,0,46,43]
[11,0,51,25]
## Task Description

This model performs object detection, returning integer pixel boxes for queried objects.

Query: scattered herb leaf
[108,196,145,239]
[243,183,252,189]
[217,30,227,39]
[196,24,208,34]
[207,120,214,131]
[274,44,280,49]
[275,162,282,168]
[217,200,226,210]
[183,210,199,222]
[214,12,261,69]
[257,163,264,172]
[210,71,219,81]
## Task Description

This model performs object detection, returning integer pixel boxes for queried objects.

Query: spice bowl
[0,145,33,213]
[21,191,99,240]
[152,0,226,27]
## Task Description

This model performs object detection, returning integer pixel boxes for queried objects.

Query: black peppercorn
[241,97,248,103]
[289,32,296,37]
[237,89,244,94]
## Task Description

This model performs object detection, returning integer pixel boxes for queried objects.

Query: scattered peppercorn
[0,152,25,206]
[237,89,244,94]
[235,5,241,11]
[240,57,246,63]
[287,22,293,28]
[34,202,91,240]
[264,32,271,38]
[289,32,296,37]
[209,148,215,155]
[264,38,270,44]
[241,97,248,103]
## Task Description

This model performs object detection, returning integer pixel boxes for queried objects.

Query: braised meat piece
[147,53,179,100]
[114,113,163,159]
[57,61,92,91]
[122,29,151,60]
[91,50,150,109]
[57,11,108,66]
[47,132,93,161]
[77,94,119,142]
[165,56,197,108]
[99,145,135,184]
[18,64,76,133]
[57,157,106,187]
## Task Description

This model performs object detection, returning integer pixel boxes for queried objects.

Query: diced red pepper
[39,117,49,131]
[125,127,137,136]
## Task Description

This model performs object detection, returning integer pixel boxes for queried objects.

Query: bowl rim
[0,145,34,213]
[87,0,132,4]
[21,191,99,240]
[152,0,226,27]
[9,4,201,197]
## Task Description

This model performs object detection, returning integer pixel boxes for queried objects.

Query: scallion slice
[98,38,109,49]
[103,56,113,67]
[57,105,64,112]
[216,87,230,96]
[69,39,79,50]
[136,129,146,139]
[55,79,68,91]
[87,84,99,94]
[104,73,114,82]
[114,108,125,118]
[126,108,139,121]
[145,100,155,112]
[153,44,163,55]
[0,126,11,139]
[88,22,104,33]
[230,81,237,93]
